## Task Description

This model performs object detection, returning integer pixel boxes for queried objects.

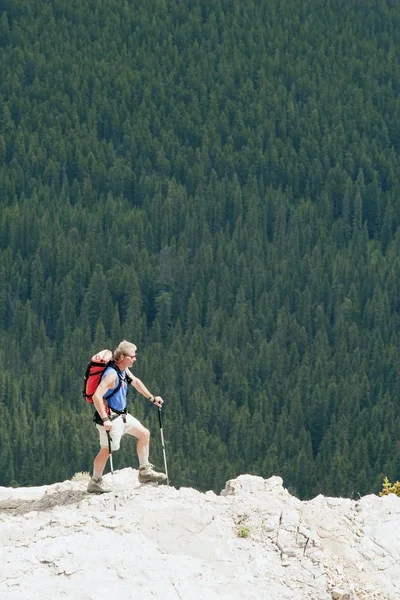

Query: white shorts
[96,412,143,452]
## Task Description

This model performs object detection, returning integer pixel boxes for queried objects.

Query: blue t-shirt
[101,365,128,412]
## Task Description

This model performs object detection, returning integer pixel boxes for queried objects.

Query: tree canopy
[1,0,400,498]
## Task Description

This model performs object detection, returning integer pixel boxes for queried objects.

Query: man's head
[113,340,137,367]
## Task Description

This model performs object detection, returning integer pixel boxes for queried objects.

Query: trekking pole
[106,431,117,511]
[158,407,170,485]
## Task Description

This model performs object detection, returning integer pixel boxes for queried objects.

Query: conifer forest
[1,0,400,499]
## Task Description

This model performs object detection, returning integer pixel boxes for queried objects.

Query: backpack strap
[103,362,127,404]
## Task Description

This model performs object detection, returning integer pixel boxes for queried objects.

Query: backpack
[83,349,122,403]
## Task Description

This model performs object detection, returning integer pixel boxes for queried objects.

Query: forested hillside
[1,0,400,498]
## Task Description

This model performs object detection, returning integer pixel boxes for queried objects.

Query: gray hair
[113,340,137,361]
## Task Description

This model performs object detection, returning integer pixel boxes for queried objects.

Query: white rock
[0,470,398,600]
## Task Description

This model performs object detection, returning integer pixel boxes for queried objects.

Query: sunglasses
[125,353,137,359]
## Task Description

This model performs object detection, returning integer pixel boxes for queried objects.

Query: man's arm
[92,372,117,421]
[126,367,164,407]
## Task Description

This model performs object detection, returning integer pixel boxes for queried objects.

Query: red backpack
[83,349,115,403]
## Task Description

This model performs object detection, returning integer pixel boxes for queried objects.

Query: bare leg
[88,446,112,493]
[127,424,150,466]
[93,447,110,476]
[126,423,166,482]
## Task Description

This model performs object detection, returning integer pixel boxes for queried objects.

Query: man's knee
[137,427,150,443]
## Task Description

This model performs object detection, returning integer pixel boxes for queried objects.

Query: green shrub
[379,477,400,497]
[236,525,251,538]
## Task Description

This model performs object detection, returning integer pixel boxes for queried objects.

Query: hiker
[87,340,167,493]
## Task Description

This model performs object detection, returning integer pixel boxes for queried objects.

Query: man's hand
[103,419,112,431]
[152,396,164,408]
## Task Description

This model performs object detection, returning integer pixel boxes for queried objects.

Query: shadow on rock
[0,489,90,515]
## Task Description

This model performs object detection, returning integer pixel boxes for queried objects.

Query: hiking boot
[87,476,111,494]
[138,463,167,484]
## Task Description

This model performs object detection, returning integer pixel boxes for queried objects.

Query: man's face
[124,351,137,366]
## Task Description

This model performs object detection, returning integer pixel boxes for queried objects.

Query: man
[87,340,167,493]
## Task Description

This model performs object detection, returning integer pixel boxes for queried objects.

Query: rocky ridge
[0,470,399,600]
